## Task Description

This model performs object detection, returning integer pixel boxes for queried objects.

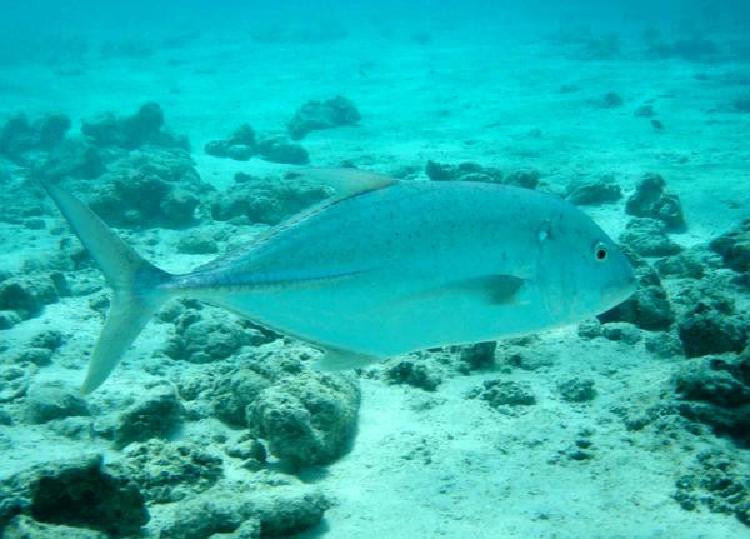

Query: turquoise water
[0,2,749,538]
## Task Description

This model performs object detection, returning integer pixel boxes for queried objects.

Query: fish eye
[594,242,608,262]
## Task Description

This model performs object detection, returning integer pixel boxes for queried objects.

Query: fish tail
[42,181,173,394]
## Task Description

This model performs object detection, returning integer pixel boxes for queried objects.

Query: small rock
[114,387,183,448]
[0,366,30,403]
[176,230,219,254]
[81,102,188,150]
[47,416,95,441]
[164,307,260,364]
[678,305,748,358]
[158,498,243,539]
[0,310,21,329]
[86,147,209,229]
[504,169,541,189]
[621,218,682,256]
[501,346,554,371]
[119,439,223,503]
[287,96,360,140]
[255,137,310,165]
[710,219,750,273]
[469,379,536,407]
[225,434,267,464]
[625,173,686,231]
[600,92,624,108]
[0,275,59,319]
[675,357,750,408]
[654,251,706,279]
[0,454,148,536]
[599,261,675,330]
[565,175,622,205]
[386,357,443,390]
[247,371,360,466]
[204,124,257,160]
[0,113,71,161]
[645,332,684,358]
[634,104,655,117]
[16,347,53,366]
[425,160,503,184]
[458,341,496,371]
[210,174,328,225]
[557,379,597,402]
[158,480,328,539]
[24,218,46,230]
[29,329,64,350]
[25,383,88,424]
[211,366,274,427]
[577,319,602,339]
[601,322,642,344]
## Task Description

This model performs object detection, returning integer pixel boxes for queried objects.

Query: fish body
[43,170,636,392]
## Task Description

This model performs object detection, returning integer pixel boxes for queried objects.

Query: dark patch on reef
[0,455,149,537]
[674,450,750,527]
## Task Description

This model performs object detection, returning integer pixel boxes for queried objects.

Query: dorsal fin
[285,167,396,199]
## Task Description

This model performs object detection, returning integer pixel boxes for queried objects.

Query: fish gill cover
[0,1,749,538]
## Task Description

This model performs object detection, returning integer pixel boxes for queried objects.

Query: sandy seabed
[1,17,749,539]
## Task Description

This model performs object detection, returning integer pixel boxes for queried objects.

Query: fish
[42,168,637,393]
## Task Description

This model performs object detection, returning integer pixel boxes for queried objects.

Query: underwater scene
[0,0,749,537]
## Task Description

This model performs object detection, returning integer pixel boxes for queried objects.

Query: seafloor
[0,16,749,539]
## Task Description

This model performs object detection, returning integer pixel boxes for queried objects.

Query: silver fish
[43,169,636,393]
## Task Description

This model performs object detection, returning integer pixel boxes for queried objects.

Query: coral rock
[625,173,686,231]
[118,439,223,503]
[248,371,360,466]
[0,275,59,320]
[81,102,188,150]
[287,95,360,140]
[24,382,88,424]
[255,137,309,165]
[710,219,750,273]
[565,175,622,205]
[114,387,184,448]
[0,454,148,536]
[620,218,682,256]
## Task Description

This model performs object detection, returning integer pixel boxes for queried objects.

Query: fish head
[535,206,637,321]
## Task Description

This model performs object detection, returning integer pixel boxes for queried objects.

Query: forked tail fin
[42,181,173,394]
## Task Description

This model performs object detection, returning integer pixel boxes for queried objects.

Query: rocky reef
[2,90,750,537]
